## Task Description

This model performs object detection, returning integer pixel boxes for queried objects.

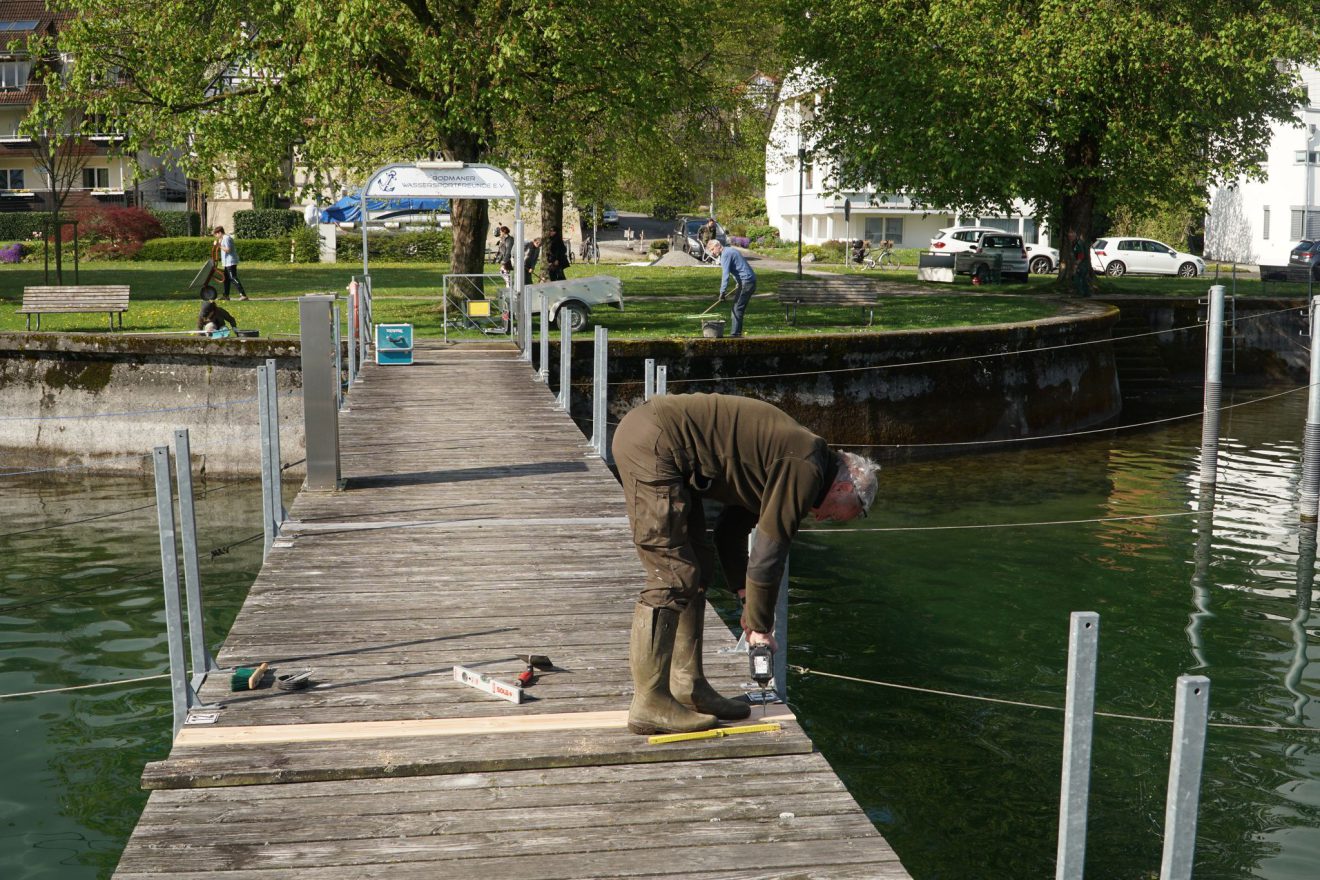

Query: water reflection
[1287,527,1316,727]
[1188,488,1216,670]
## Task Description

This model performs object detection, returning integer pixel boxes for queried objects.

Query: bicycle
[579,235,599,263]
[863,240,901,270]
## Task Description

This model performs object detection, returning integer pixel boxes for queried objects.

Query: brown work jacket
[648,393,836,632]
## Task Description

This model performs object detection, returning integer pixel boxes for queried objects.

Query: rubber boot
[671,593,752,721]
[628,604,718,735]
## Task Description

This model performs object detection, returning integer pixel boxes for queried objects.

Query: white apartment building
[764,76,1043,248]
[1205,65,1320,266]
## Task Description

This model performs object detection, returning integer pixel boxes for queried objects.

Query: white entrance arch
[358,161,525,349]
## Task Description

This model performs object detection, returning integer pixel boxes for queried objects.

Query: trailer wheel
[554,302,589,332]
[200,285,218,302]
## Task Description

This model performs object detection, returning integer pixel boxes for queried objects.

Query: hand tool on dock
[648,722,782,745]
[514,653,554,688]
[749,645,773,717]
[453,665,523,704]
[230,662,269,692]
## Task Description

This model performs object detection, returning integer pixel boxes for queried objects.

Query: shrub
[649,239,670,255]
[729,235,751,248]
[134,236,285,262]
[336,229,453,262]
[75,206,167,259]
[233,209,302,239]
[744,224,781,245]
[0,214,49,241]
[150,210,201,238]
[0,242,27,263]
[289,225,320,263]
[801,240,847,264]
[651,204,679,221]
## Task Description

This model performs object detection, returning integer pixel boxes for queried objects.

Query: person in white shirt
[212,225,249,301]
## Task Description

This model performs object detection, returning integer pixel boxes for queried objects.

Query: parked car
[674,218,728,260]
[954,232,1030,283]
[601,206,619,228]
[1090,237,1204,277]
[929,225,1004,254]
[1025,243,1060,274]
[1287,240,1320,280]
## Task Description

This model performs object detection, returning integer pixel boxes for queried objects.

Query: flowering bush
[0,242,27,263]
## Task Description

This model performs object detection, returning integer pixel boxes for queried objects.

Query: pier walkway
[113,341,909,879]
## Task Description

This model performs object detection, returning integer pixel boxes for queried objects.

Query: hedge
[336,229,452,262]
[135,236,286,262]
[149,210,201,238]
[233,209,303,239]
[0,214,48,241]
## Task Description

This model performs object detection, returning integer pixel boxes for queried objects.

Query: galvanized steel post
[655,365,668,397]
[1199,285,1225,487]
[257,364,276,555]
[1055,611,1099,880]
[173,429,219,689]
[300,295,343,492]
[557,316,572,411]
[264,359,285,526]
[773,560,788,703]
[153,446,191,737]
[643,358,656,401]
[332,302,343,410]
[1159,676,1211,880]
[591,326,608,456]
[539,293,550,383]
[1300,296,1320,520]
[347,280,358,386]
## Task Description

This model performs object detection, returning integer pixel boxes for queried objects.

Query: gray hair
[838,451,880,514]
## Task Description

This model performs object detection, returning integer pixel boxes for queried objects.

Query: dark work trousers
[728,277,756,336]
[612,403,716,612]
[223,265,247,299]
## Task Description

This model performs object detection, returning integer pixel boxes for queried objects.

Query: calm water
[2,390,1319,879]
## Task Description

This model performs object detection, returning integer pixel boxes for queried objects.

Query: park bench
[18,285,131,331]
[776,276,878,326]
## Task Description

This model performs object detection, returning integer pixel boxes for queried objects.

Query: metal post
[264,359,285,526]
[332,302,343,410]
[347,284,358,386]
[539,293,550,383]
[1159,676,1211,880]
[1055,611,1100,880]
[1301,297,1320,520]
[257,364,276,556]
[153,446,194,737]
[516,216,529,356]
[173,429,219,689]
[1200,285,1225,487]
[557,316,572,411]
[655,365,668,397]
[591,326,608,455]
[644,358,656,401]
[773,560,788,703]
[299,295,343,492]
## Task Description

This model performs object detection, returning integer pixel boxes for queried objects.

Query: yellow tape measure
[647,722,782,745]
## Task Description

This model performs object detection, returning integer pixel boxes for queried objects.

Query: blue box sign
[375,323,414,366]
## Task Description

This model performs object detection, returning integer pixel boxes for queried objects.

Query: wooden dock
[113,341,910,879]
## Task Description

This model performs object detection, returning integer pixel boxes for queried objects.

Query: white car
[1090,237,1205,277]
[929,226,1003,254]
[601,206,619,228]
[1026,243,1060,274]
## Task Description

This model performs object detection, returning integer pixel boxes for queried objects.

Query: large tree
[49,0,706,274]
[786,0,1319,288]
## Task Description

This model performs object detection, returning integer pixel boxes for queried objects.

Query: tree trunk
[540,161,564,244]
[449,197,489,276]
[51,209,63,285]
[1057,128,1103,297]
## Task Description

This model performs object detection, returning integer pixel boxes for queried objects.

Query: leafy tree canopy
[786,0,1320,282]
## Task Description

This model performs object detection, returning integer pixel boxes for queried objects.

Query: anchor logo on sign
[379,170,398,193]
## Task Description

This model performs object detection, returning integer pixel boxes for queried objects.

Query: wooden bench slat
[774,277,877,326]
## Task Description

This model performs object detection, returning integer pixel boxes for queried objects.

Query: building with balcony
[1205,65,1320,266]
[764,75,1043,248]
[0,2,187,216]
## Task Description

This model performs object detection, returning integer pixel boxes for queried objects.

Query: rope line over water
[800,510,1200,533]
[790,666,1320,734]
[0,396,259,422]
[0,673,169,701]
[0,454,151,478]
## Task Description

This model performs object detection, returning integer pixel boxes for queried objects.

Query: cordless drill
[749,643,773,716]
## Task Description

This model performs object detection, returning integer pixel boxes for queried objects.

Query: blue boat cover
[319,194,451,223]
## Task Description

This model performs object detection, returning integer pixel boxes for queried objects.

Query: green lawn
[0,258,1282,341]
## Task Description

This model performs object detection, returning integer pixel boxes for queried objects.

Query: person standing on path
[494,225,514,286]
[213,226,249,301]
[545,230,569,282]
[611,392,880,735]
[524,235,542,285]
[705,239,756,337]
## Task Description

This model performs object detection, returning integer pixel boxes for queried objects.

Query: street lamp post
[797,148,806,278]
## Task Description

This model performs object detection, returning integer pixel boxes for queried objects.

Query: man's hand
[745,629,778,653]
